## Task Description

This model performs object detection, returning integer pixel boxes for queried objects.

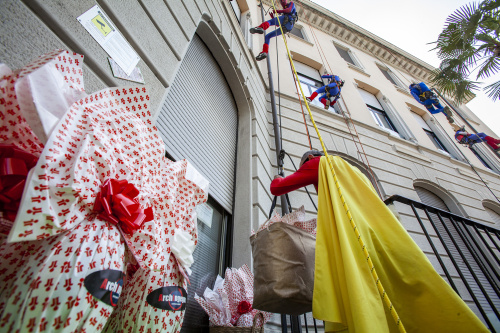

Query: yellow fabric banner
[313,156,489,333]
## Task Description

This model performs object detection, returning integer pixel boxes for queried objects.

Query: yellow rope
[267,1,406,331]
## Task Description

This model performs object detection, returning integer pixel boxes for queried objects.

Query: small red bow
[230,300,253,325]
[0,144,38,221]
[93,179,154,235]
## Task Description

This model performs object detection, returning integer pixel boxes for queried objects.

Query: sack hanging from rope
[250,206,316,315]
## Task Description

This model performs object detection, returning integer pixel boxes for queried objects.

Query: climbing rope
[298,4,383,198]
[358,40,500,202]
[268,0,406,331]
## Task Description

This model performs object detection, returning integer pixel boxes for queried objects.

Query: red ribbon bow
[0,144,38,222]
[93,179,154,235]
[230,300,253,325]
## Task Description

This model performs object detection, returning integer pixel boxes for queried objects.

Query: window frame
[289,24,308,41]
[367,103,399,134]
[378,65,405,89]
[333,42,364,70]
[297,72,341,115]
[423,129,449,153]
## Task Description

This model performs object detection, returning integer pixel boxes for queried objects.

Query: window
[294,61,340,114]
[230,0,241,22]
[470,146,493,170]
[290,26,304,39]
[334,44,355,65]
[368,105,398,132]
[424,129,448,152]
[378,66,404,88]
[333,43,364,70]
[358,88,399,134]
[411,112,449,153]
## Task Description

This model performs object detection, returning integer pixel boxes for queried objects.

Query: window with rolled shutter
[156,34,237,331]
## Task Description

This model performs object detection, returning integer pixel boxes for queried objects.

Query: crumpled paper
[252,205,317,236]
[195,265,271,327]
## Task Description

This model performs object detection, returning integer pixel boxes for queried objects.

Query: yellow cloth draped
[313,156,489,333]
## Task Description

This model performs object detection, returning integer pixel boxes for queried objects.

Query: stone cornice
[262,0,434,82]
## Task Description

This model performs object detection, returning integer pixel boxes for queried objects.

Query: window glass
[297,73,325,109]
[380,68,398,86]
[334,45,355,65]
[424,129,448,152]
[182,196,230,332]
[367,105,397,132]
[290,26,304,39]
[230,0,241,22]
[470,146,493,170]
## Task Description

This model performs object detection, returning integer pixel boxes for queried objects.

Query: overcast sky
[310,0,500,136]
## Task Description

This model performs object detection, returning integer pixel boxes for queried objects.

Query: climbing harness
[269,0,407,331]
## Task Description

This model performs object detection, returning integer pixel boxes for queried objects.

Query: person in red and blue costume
[409,82,454,123]
[306,74,343,110]
[453,125,500,151]
[271,150,323,196]
[249,0,297,61]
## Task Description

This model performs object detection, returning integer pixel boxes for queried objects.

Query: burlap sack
[250,222,315,315]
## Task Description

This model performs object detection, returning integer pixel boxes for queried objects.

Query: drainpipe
[258,4,303,333]
[259,3,289,216]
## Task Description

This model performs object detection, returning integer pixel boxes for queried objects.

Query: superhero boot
[256,43,269,61]
[250,21,270,35]
[443,106,454,123]
[306,92,318,102]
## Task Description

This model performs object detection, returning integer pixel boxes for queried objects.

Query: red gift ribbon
[93,179,154,235]
[230,300,253,325]
[0,144,38,221]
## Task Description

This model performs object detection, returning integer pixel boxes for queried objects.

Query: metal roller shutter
[414,186,450,212]
[156,35,238,212]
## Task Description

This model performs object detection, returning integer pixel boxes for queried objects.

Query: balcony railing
[274,195,500,333]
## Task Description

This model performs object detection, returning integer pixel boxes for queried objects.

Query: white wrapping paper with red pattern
[252,205,316,236]
[0,68,208,331]
[0,49,85,156]
[195,265,271,327]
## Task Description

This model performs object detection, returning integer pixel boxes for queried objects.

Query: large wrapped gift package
[0,50,209,333]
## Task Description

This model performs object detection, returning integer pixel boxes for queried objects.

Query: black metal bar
[281,314,288,333]
[313,319,318,333]
[409,202,459,293]
[448,216,500,308]
[484,228,500,252]
[385,196,498,232]
[303,314,308,333]
[473,224,500,266]
[459,222,500,285]
[290,315,302,333]
[420,207,494,330]
[435,211,497,330]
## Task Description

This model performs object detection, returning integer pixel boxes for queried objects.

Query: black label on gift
[146,286,187,311]
[84,269,124,307]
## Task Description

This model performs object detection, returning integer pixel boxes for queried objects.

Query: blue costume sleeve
[321,74,333,79]
[334,75,340,82]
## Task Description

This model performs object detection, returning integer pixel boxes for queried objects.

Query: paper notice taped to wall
[78,5,140,76]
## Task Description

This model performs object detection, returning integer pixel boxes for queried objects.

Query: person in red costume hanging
[271,150,324,196]
[452,124,500,151]
[249,0,297,61]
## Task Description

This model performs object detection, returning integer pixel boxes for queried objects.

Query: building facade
[1,0,499,330]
